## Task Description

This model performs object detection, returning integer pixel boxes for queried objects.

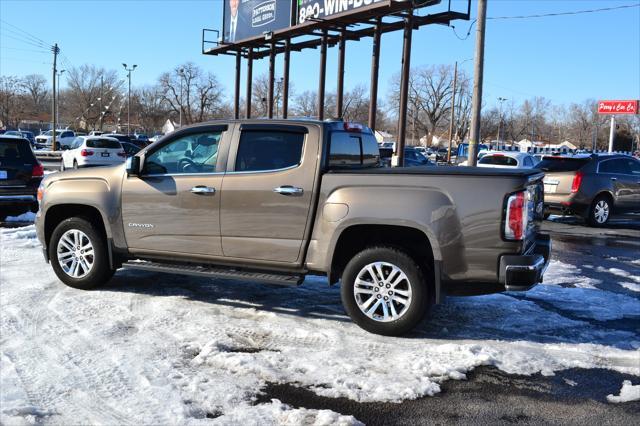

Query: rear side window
[329,131,380,168]
[235,131,304,172]
[0,139,34,161]
[479,155,518,166]
[537,157,590,172]
[86,139,122,149]
[626,159,640,175]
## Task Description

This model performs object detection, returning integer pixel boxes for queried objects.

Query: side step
[121,260,304,286]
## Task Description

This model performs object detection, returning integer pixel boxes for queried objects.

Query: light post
[122,63,137,135]
[447,58,472,163]
[497,96,507,148]
[179,68,185,127]
[56,69,65,126]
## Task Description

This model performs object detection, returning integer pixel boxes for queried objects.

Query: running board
[121,260,304,286]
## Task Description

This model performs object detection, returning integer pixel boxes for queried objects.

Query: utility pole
[447,61,458,163]
[51,43,59,151]
[468,0,487,167]
[122,63,137,135]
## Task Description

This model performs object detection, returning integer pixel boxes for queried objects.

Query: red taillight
[571,171,583,193]
[80,149,94,156]
[343,122,363,132]
[117,151,126,157]
[32,163,44,177]
[505,191,528,240]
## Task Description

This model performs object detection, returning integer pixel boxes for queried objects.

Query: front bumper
[498,234,551,291]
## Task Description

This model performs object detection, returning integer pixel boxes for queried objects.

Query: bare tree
[158,62,226,125]
[20,74,49,116]
[0,76,27,128]
[64,65,122,130]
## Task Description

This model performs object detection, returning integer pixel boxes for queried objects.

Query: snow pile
[543,260,601,288]
[4,211,36,223]
[597,266,640,284]
[607,380,640,403]
[620,282,640,293]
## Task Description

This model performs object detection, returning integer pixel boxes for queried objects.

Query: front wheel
[340,246,430,336]
[49,217,114,289]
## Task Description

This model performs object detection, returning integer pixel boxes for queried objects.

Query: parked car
[378,146,433,167]
[477,152,538,169]
[106,133,149,149]
[35,129,76,149]
[134,134,149,143]
[120,141,142,157]
[5,130,36,146]
[36,119,550,336]
[60,136,126,170]
[0,135,44,217]
[540,154,640,226]
[88,131,105,136]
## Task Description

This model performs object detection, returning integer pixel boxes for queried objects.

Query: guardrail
[34,151,62,171]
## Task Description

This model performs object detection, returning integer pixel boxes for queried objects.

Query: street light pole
[496,96,507,147]
[56,69,65,127]
[122,63,137,135]
[179,68,184,127]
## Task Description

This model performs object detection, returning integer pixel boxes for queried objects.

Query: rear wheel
[341,246,430,336]
[49,217,114,289]
[587,194,612,227]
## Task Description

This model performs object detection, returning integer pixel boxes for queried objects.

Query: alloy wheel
[354,261,413,322]
[56,229,95,278]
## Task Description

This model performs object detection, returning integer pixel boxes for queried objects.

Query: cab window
[144,132,222,175]
[235,130,304,172]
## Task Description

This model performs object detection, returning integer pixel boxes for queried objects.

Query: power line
[0,19,52,48]
[450,2,640,41]
[0,45,49,54]
[0,31,50,50]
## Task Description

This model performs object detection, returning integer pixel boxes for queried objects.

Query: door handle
[273,185,304,196]
[190,186,216,195]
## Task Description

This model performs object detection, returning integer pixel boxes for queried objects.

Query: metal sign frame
[202,0,471,165]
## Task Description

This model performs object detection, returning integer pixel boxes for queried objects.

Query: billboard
[223,0,294,43]
[597,100,639,115]
[297,0,388,24]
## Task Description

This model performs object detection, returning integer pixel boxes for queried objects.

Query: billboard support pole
[396,10,413,167]
[336,29,346,118]
[468,0,487,166]
[268,41,275,119]
[234,51,241,119]
[245,48,253,119]
[368,18,381,131]
[282,39,290,119]
[318,29,328,120]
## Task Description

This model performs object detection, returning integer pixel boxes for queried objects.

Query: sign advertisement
[597,100,639,115]
[296,0,389,24]
[223,0,294,43]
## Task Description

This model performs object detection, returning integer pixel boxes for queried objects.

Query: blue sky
[1,0,639,109]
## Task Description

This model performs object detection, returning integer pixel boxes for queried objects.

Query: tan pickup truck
[35,119,550,335]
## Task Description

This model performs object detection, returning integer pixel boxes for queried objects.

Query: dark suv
[0,136,44,218]
[540,154,640,226]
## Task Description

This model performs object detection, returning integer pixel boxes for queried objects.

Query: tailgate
[543,171,576,195]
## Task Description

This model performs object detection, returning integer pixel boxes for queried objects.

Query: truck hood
[43,163,125,187]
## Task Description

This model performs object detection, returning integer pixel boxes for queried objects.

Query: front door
[121,126,229,258]
[220,124,320,264]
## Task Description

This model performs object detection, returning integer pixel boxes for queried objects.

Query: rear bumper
[498,234,551,291]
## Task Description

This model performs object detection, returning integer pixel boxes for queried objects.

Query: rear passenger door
[598,158,636,209]
[220,124,320,264]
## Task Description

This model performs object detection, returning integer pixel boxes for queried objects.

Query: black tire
[340,246,430,336]
[49,217,115,289]
[587,194,612,227]
[73,160,78,170]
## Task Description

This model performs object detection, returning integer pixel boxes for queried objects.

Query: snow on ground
[607,380,640,403]
[1,225,639,424]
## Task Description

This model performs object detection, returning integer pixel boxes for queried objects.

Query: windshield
[43,130,63,136]
[537,157,590,172]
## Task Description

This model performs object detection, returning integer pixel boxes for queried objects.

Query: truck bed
[327,165,543,178]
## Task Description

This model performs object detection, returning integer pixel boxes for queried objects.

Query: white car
[61,136,126,170]
[35,129,76,149]
[477,151,538,169]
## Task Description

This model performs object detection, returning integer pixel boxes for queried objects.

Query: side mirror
[126,156,141,176]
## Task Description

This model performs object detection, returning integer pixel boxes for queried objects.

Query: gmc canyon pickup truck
[35,120,550,336]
